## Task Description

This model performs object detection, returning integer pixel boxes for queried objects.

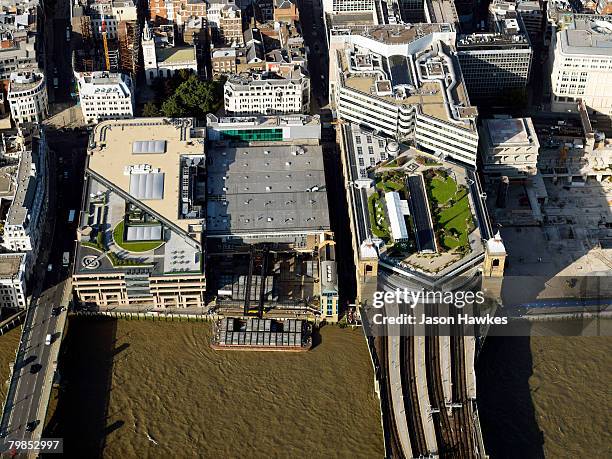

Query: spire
[143,21,152,41]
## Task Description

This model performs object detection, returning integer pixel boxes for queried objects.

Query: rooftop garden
[426,170,474,253]
[112,221,164,253]
[374,172,405,193]
[367,193,390,240]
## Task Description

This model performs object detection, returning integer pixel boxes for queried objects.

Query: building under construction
[71,2,141,79]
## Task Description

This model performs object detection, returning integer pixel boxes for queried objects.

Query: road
[1,282,68,444]
[46,0,73,105]
[0,128,88,452]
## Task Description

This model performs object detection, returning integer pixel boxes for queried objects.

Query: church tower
[142,22,158,84]
[483,231,507,277]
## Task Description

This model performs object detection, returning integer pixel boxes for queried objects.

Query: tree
[160,95,183,118]
[142,101,160,117]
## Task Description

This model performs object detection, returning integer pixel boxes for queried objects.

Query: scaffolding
[117,20,140,78]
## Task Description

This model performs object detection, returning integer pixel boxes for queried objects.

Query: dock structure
[212,317,312,351]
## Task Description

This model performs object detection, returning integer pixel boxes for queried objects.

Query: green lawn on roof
[438,190,472,249]
[430,175,457,205]
[112,221,163,253]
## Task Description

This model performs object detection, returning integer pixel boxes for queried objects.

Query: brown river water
[0,319,609,458]
[42,317,384,458]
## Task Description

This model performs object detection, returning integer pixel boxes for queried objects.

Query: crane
[100,15,110,71]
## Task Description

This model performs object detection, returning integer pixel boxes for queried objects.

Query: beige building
[73,118,207,309]
[218,5,243,46]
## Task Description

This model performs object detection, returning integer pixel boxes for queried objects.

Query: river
[477,332,611,458]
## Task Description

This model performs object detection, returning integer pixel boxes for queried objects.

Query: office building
[322,0,374,12]
[479,117,539,177]
[206,143,330,248]
[329,24,479,166]
[0,2,40,80]
[77,71,135,124]
[73,118,207,308]
[7,72,48,125]
[0,125,48,276]
[206,113,322,142]
[224,66,310,116]
[456,3,532,100]
[550,15,612,115]
[0,253,27,309]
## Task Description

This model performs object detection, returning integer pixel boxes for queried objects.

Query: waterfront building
[0,253,27,309]
[73,118,207,308]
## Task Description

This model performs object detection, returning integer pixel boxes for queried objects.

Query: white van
[45,334,52,345]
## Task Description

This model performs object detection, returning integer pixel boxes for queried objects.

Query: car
[30,363,42,374]
[26,420,39,432]
[45,334,52,346]
[52,306,65,316]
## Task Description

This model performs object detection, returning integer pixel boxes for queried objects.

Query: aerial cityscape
[0,0,608,455]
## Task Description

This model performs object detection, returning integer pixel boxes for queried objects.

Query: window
[366,136,372,143]
[378,139,385,148]
[357,146,363,155]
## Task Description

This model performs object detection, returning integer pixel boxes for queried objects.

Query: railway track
[450,318,476,457]
[378,335,406,459]
[400,333,428,456]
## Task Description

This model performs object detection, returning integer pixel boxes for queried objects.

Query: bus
[62,252,70,267]
[68,210,76,223]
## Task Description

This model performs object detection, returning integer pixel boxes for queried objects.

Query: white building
[78,71,135,124]
[224,67,310,115]
[550,15,612,116]
[329,24,480,166]
[1,125,48,277]
[322,0,374,12]
[0,253,27,309]
[479,117,539,177]
[7,72,48,125]
[142,22,198,84]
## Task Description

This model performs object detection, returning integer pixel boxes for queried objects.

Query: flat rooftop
[330,23,452,45]
[560,16,612,56]
[206,144,330,235]
[483,118,537,146]
[338,47,475,126]
[156,46,196,64]
[88,118,205,232]
[0,253,23,277]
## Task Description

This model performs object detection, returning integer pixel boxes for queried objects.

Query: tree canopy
[143,73,224,119]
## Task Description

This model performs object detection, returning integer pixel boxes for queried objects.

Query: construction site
[71,2,141,78]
